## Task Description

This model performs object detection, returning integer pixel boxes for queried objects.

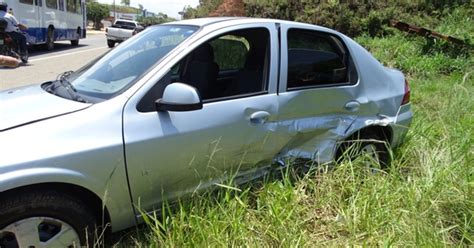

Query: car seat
[181,43,219,100]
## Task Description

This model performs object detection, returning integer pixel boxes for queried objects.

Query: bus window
[46,0,57,9]
[20,0,34,4]
[66,0,80,14]
[59,0,64,11]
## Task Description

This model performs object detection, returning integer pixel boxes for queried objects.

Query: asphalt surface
[0,32,109,90]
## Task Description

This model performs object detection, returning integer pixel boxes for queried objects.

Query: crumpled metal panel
[266,115,356,162]
[268,113,399,166]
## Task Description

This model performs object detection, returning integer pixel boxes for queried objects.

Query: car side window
[286,28,358,90]
[138,28,270,112]
[210,35,249,71]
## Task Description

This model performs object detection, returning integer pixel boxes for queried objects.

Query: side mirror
[155,82,203,112]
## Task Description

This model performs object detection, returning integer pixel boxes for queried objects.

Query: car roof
[165,17,334,34]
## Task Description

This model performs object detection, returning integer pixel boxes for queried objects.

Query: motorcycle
[0,18,28,64]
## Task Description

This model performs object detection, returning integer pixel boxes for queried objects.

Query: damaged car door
[122,23,281,213]
[274,25,362,164]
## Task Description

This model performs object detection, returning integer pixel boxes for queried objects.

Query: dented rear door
[273,24,363,163]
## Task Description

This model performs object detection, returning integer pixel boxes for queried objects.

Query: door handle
[344,100,360,112]
[250,111,271,124]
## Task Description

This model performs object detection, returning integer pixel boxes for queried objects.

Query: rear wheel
[71,28,80,46]
[20,49,28,63]
[107,39,115,48]
[46,28,55,51]
[336,131,391,168]
[0,189,98,247]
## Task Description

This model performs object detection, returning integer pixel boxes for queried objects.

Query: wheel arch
[0,182,111,229]
[346,125,393,143]
[335,124,393,158]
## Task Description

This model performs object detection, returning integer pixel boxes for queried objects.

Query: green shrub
[356,33,472,76]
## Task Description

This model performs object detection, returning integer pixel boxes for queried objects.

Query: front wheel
[0,189,98,247]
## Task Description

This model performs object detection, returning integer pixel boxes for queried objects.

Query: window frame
[280,27,359,92]
[66,0,77,13]
[58,0,64,11]
[135,23,279,113]
[202,27,271,104]
[19,0,34,5]
[46,0,58,9]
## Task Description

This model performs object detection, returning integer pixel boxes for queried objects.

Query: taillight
[401,79,410,105]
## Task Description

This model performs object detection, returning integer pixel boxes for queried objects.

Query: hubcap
[360,143,381,166]
[0,217,81,248]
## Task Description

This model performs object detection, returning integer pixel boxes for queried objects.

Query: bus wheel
[71,28,80,46]
[46,28,55,51]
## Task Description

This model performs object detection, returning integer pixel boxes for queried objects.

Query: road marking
[29,47,108,62]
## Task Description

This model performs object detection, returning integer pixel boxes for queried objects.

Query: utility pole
[113,0,116,21]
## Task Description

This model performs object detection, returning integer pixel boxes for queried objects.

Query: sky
[98,0,200,19]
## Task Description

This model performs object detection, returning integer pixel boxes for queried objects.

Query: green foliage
[182,0,223,19]
[110,5,139,14]
[184,0,472,39]
[86,1,109,30]
[121,0,130,7]
[136,14,176,26]
[356,33,472,76]
[210,37,248,70]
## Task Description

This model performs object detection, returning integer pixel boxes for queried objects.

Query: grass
[113,7,474,247]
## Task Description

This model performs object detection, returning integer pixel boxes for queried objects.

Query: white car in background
[105,19,143,48]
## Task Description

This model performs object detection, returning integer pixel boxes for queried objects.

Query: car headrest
[193,43,214,62]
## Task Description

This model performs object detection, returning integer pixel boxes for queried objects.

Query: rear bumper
[105,35,128,42]
[390,103,413,147]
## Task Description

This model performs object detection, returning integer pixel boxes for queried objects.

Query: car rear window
[114,21,137,29]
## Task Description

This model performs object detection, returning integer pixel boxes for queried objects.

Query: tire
[336,131,391,168]
[20,49,28,64]
[0,189,98,247]
[46,28,55,51]
[71,28,80,46]
[107,40,115,48]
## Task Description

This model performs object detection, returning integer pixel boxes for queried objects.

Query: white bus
[5,0,86,50]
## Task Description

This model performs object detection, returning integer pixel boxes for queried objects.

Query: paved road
[0,33,109,90]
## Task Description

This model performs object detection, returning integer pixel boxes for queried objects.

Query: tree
[87,1,109,30]
[137,13,176,26]
[183,0,223,18]
[121,0,130,6]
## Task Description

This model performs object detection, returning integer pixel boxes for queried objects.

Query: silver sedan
[0,17,412,247]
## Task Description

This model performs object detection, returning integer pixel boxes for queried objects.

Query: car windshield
[114,21,136,29]
[67,25,198,101]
